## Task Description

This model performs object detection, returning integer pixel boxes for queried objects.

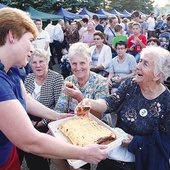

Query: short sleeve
[0,75,16,102]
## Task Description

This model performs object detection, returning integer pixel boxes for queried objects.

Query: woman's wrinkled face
[70,53,91,79]
[30,55,48,77]
[135,53,157,85]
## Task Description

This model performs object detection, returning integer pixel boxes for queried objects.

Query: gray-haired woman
[77,46,170,170]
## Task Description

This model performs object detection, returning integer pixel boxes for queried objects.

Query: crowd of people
[0,7,170,170]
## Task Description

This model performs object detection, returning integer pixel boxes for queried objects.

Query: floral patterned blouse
[55,71,109,113]
[105,78,170,136]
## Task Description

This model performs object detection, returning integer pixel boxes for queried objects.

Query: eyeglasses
[116,47,126,50]
[94,38,101,40]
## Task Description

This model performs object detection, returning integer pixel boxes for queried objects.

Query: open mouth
[137,73,143,76]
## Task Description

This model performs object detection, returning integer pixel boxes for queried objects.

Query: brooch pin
[139,108,148,117]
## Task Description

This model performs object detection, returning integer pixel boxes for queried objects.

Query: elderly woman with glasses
[90,31,112,77]
[107,41,137,93]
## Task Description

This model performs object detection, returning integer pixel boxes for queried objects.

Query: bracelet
[42,119,51,126]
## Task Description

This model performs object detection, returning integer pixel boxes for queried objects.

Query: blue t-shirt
[0,65,26,167]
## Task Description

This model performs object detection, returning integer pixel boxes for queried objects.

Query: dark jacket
[129,130,170,170]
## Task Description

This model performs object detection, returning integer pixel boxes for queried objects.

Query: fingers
[98,144,108,150]
[84,144,108,164]
[57,113,75,120]
[81,98,91,106]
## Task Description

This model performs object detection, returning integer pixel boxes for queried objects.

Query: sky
[153,0,169,7]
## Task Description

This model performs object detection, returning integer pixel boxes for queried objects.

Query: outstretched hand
[74,98,91,114]
[56,113,75,120]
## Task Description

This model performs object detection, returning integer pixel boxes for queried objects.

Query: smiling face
[13,32,34,68]
[135,53,158,86]
[70,53,91,80]
[30,54,48,77]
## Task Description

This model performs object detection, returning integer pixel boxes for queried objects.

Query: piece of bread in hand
[65,81,73,88]
[76,105,91,116]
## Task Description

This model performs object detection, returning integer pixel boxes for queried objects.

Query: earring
[11,39,14,43]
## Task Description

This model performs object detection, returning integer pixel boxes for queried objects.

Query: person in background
[0,8,108,170]
[33,18,53,70]
[107,41,136,93]
[154,15,163,38]
[60,48,71,78]
[53,19,64,64]
[160,16,170,33]
[112,24,127,51]
[44,18,56,65]
[122,18,128,34]
[79,18,89,39]
[160,37,169,50]
[90,31,112,77]
[54,42,112,170]
[140,15,148,37]
[104,15,118,57]
[147,12,156,39]
[80,20,97,47]
[77,46,170,170]
[147,37,161,46]
[92,14,104,33]
[131,10,141,23]
[127,22,147,63]
[126,21,133,37]
[66,21,79,48]
[19,49,64,170]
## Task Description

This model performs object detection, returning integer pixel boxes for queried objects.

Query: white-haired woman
[54,42,112,170]
[77,46,170,170]
[22,48,64,169]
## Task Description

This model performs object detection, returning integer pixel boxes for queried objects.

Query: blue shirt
[0,65,26,167]
[105,78,170,136]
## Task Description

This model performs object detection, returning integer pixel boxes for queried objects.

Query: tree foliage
[0,0,154,14]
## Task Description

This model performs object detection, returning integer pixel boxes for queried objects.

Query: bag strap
[109,27,116,37]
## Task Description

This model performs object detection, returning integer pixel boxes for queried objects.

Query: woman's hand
[64,85,84,102]
[74,98,91,114]
[122,134,134,148]
[106,78,112,87]
[56,113,75,120]
[82,144,108,164]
